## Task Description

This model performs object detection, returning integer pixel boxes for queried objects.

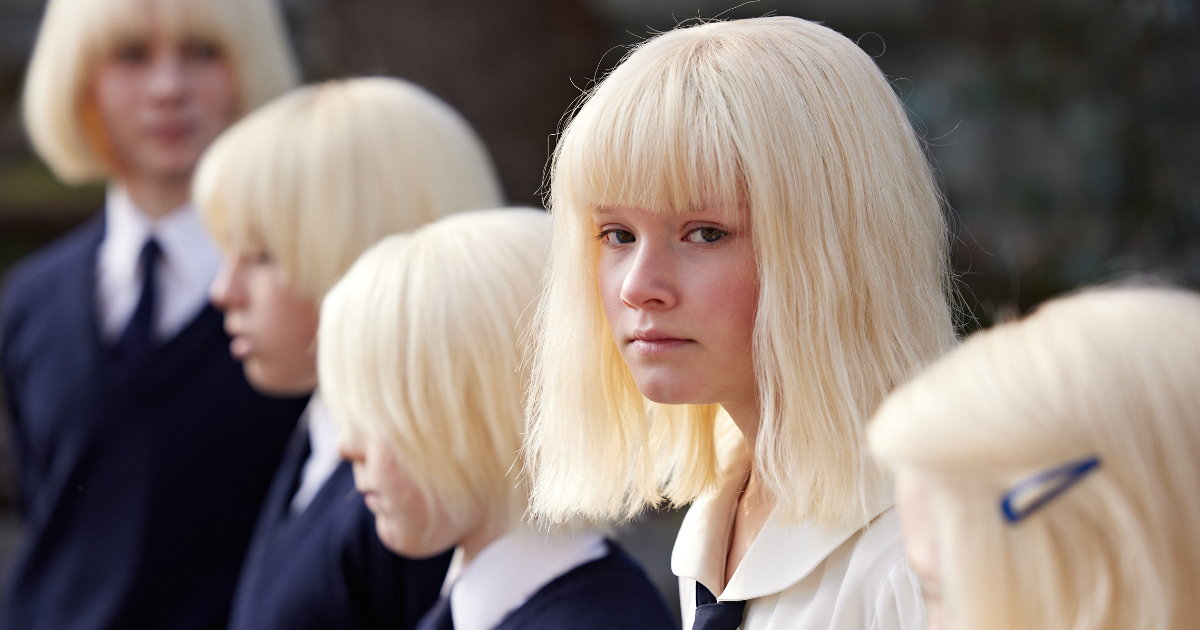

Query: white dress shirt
[96,185,221,342]
[440,526,608,630]
[290,392,342,514]
[672,445,925,630]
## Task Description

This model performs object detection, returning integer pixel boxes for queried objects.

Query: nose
[619,241,678,310]
[146,48,187,103]
[209,257,244,312]
[337,424,366,463]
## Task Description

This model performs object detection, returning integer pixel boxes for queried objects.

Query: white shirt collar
[290,392,342,514]
[96,184,221,340]
[442,525,608,630]
[671,436,894,602]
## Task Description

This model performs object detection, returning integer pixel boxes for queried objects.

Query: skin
[88,28,236,217]
[895,468,944,630]
[593,204,768,584]
[208,251,320,397]
[337,423,508,564]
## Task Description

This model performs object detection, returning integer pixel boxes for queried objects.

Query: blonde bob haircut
[526,16,955,528]
[194,77,503,301]
[870,285,1200,630]
[319,208,550,532]
[22,0,299,184]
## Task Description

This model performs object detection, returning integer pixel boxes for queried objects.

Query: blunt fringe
[526,16,955,528]
[319,209,550,531]
[870,285,1200,630]
[194,76,503,300]
[22,0,299,183]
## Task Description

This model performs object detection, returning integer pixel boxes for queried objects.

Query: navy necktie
[694,582,745,630]
[117,238,162,362]
[414,594,454,630]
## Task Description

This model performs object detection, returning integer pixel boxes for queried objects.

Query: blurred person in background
[870,285,1200,630]
[321,209,675,630]
[524,16,956,630]
[195,76,504,630]
[0,0,307,628]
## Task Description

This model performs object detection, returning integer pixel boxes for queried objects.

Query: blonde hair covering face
[23,0,299,184]
[319,208,550,532]
[870,286,1200,630]
[194,77,504,301]
[526,16,955,527]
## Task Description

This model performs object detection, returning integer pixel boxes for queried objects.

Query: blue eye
[600,229,635,245]
[686,227,727,244]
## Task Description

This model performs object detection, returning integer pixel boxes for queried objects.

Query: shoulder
[2,214,102,326]
[497,540,677,630]
[818,509,926,630]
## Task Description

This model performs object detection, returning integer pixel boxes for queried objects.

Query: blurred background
[0,0,1197,617]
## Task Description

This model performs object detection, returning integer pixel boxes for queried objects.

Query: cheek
[192,62,238,126]
[596,251,628,326]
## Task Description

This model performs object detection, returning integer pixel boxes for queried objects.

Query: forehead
[89,0,227,48]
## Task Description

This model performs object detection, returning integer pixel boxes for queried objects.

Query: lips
[629,330,692,354]
[228,334,252,360]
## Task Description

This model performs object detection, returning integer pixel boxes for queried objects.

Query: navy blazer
[416,540,677,630]
[226,424,451,630]
[0,214,307,630]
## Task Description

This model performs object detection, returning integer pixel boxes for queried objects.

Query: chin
[375,520,451,559]
[244,364,315,398]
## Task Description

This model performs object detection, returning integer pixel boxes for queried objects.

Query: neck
[118,173,191,219]
[722,403,775,586]
[457,508,511,566]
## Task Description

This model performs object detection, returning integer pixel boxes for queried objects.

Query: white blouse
[672,448,925,630]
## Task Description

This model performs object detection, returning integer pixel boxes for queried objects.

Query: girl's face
[209,249,319,396]
[895,468,945,630]
[88,26,236,185]
[337,425,470,559]
[594,205,759,417]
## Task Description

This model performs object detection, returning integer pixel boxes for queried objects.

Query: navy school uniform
[226,422,452,630]
[417,538,677,630]
[493,541,678,630]
[0,214,308,630]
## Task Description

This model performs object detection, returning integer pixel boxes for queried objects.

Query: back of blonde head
[526,16,955,527]
[23,0,298,183]
[319,208,550,531]
[870,286,1200,630]
[194,77,503,300]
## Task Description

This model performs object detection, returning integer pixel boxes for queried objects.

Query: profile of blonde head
[193,76,503,300]
[526,16,955,527]
[318,208,549,550]
[870,285,1200,630]
[22,0,298,184]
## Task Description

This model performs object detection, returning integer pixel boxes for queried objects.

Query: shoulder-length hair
[22,0,299,184]
[870,285,1200,630]
[318,208,550,531]
[525,16,955,528]
[194,76,503,301]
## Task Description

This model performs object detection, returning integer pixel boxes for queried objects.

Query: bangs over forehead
[82,0,235,56]
[552,26,749,215]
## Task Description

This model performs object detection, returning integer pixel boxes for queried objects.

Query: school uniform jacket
[226,424,452,630]
[0,214,307,630]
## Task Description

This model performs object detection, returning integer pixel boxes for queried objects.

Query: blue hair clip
[1000,455,1101,524]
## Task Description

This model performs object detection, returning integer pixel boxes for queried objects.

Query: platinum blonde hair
[22,0,299,183]
[194,76,503,300]
[526,16,955,527]
[319,208,551,530]
[870,285,1200,630]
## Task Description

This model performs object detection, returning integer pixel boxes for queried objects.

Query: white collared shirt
[672,447,925,630]
[440,525,608,630]
[290,392,343,514]
[96,185,221,342]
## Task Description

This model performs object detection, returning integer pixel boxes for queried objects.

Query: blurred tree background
[0,0,1196,613]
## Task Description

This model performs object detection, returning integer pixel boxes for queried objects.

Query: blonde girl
[870,285,1200,630]
[525,16,955,630]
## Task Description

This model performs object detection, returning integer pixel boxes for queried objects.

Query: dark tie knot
[117,237,163,363]
[694,582,745,630]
